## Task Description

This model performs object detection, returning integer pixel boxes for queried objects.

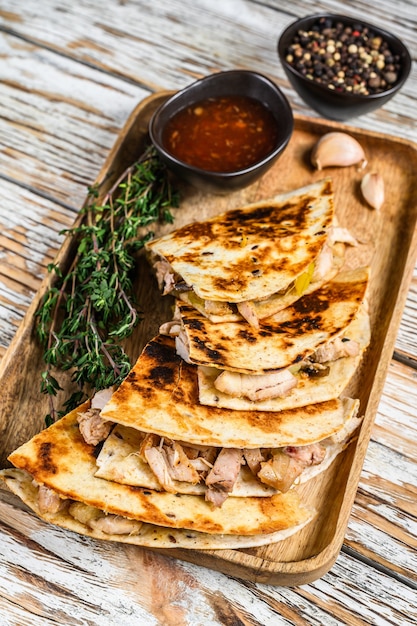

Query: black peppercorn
[284,18,402,95]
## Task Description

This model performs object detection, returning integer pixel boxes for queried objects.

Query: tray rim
[1,91,417,585]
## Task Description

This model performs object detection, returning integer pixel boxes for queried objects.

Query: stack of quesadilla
[1,179,370,551]
[146,178,370,413]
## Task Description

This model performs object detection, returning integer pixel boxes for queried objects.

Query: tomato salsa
[162,95,279,173]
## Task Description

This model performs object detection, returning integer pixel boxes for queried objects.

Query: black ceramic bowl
[278,13,412,121]
[149,70,293,194]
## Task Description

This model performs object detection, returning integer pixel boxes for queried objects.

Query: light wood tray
[1,92,417,585]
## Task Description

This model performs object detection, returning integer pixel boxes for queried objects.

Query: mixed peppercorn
[285,17,402,95]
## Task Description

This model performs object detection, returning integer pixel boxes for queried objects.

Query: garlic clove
[311,132,367,170]
[361,172,384,210]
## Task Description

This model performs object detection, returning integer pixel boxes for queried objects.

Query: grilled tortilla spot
[149,366,177,386]
[38,442,59,475]
[144,339,178,364]
[211,276,246,293]
[186,319,205,331]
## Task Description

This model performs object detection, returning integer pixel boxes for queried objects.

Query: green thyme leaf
[36,145,179,421]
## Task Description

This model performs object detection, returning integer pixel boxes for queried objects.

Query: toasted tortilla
[197,305,370,411]
[177,239,346,323]
[4,408,314,538]
[100,334,359,448]
[94,412,362,497]
[176,267,369,374]
[0,468,313,549]
[146,179,334,304]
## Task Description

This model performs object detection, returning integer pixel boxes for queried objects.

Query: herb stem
[36,145,178,423]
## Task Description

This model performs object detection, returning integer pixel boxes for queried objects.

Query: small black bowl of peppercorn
[149,70,294,194]
[277,13,411,121]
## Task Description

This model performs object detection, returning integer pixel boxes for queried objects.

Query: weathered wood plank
[0,180,75,359]
[0,32,146,204]
[342,359,417,581]
[395,269,417,362]
[0,37,147,358]
[374,358,417,459]
[0,0,416,139]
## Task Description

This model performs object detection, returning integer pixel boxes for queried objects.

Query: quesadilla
[2,176,371,555]
[96,334,361,506]
[146,179,357,325]
[0,468,313,549]
[173,267,369,375]
[0,404,315,549]
[99,334,358,449]
[194,291,370,411]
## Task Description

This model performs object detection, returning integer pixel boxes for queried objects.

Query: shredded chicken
[283,442,326,465]
[160,302,182,336]
[138,433,160,461]
[144,446,177,493]
[77,408,112,446]
[311,224,357,283]
[312,243,334,282]
[205,448,244,505]
[313,336,360,363]
[328,226,358,247]
[214,368,298,402]
[69,501,142,536]
[92,427,329,508]
[175,330,192,363]
[236,301,259,329]
[205,487,230,508]
[38,485,66,514]
[153,258,176,295]
[139,435,221,494]
[159,320,181,336]
[189,457,214,472]
[133,431,330,506]
[90,387,113,410]
[243,448,265,475]
[180,444,200,460]
[165,441,201,484]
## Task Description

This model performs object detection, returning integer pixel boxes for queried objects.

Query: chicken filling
[34,481,144,536]
[137,435,326,507]
[211,334,360,401]
[75,410,326,508]
[172,322,360,402]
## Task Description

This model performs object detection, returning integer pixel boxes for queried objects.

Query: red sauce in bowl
[162,95,279,173]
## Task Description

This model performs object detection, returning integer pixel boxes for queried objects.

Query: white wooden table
[1,1,416,623]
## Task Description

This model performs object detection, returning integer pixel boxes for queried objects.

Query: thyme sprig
[36,145,178,424]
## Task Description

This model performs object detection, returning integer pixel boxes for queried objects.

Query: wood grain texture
[0,0,416,621]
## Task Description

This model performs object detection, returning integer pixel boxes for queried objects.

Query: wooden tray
[1,92,417,585]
